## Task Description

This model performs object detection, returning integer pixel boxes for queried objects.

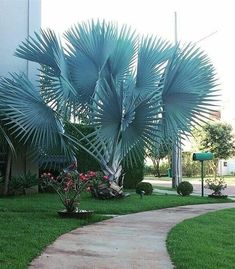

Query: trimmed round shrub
[177,181,193,196]
[136,182,153,195]
[123,158,144,189]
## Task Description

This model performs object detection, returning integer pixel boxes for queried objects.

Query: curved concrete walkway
[29,203,235,269]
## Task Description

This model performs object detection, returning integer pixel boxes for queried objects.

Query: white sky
[42,0,235,124]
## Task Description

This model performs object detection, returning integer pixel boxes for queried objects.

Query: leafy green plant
[136,182,153,195]
[205,177,227,196]
[9,171,38,192]
[177,181,193,196]
[0,176,4,195]
[9,176,23,192]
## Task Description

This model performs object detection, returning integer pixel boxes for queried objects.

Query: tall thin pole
[172,11,182,188]
[201,161,204,197]
[26,0,30,78]
[174,12,178,45]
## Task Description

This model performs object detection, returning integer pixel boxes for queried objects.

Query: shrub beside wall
[123,158,144,189]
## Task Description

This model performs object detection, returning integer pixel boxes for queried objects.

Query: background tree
[148,140,172,177]
[193,122,235,178]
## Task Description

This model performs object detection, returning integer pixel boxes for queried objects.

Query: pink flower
[64,179,74,191]
[88,171,96,177]
[103,175,109,180]
[79,173,89,181]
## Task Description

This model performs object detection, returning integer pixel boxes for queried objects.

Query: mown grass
[167,208,235,269]
[0,192,233,269]
[152,185,176,191]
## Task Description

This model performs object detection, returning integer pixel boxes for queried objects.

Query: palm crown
[0,20,218,184]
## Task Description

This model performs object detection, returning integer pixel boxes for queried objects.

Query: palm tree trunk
[3,149,12,195]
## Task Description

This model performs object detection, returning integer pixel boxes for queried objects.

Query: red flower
[64,179,74,191]
[88,171,96,177]
[79,173,89,181]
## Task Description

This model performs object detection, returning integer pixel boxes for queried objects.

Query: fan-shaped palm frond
[15,29,77,117]
[135,36,173,97]
[0,123,15,154]
[15,29,61,72]
[0,74,76,159]
[64,20,117,104]
[161,43,219,139]
[65,20,137,105]
[106,25,137,81]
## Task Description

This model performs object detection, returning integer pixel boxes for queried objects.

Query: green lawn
[167,208,235,269]
[152,185,176,191]
[0,192,233,269]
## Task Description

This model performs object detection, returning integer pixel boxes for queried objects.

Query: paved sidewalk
[29,203,235,269]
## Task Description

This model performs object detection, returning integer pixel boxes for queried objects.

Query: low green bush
[123,159,144,189]
[205,177,227,196]
[136,182,153,195]
[177,181,193,196]
[9,171,38,194]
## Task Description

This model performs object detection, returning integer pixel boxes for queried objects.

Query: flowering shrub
[88,172,124,199]
[88,171,108,193]
[40,170,96,212]
[205,177,227,196]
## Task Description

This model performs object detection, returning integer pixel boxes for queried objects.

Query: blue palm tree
[0,20,218,195]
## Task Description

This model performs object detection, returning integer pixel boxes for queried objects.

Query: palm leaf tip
[161,43,219,137]
[0,74,77,159]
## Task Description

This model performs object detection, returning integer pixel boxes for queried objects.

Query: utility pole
[170,13,217,188]
[172,11,182,188]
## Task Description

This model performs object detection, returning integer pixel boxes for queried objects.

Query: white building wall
[0,0,41,177]
[218,159,235,176]
[0,0,41,81]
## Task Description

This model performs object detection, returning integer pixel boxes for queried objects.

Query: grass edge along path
[167,208,235,269]
[0,192,234,269]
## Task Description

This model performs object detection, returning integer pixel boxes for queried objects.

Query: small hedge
[123,159,144,189]
[136,182,153,195]
[177,181,193,196]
